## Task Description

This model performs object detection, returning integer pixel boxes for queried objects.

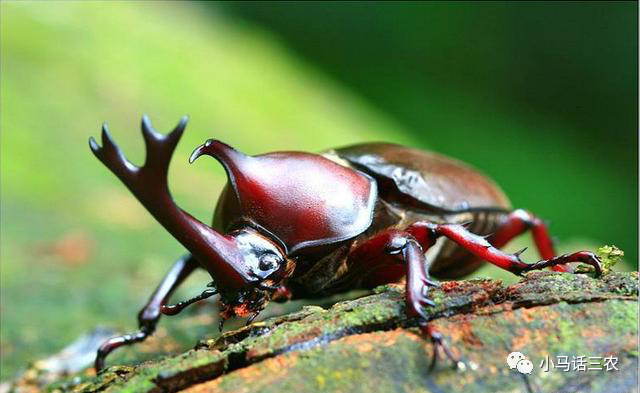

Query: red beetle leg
[419,321,461,371]
[344,230,439,316]
[489,209,567,272]
[341,230,460,369]
[408,222,602,276]
[95,255,199,372]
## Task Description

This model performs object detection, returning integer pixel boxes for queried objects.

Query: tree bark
[6,271,638,393]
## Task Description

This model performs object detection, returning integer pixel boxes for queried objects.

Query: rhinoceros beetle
[89,115,602,371]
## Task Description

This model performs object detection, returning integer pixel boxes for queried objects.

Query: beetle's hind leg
[488,209,568,272]
[407,221,602,276]
[95,254,199,372]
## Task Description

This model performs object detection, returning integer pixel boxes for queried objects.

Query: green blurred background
[1,1,636,380]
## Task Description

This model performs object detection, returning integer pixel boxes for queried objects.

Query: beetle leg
[160,287,218,315]
[419,321,460,371]
[488,209,568,272]
[341,230,460,369]
[343,230,438,314]
[95,254,199,372]
[407,222,602,276]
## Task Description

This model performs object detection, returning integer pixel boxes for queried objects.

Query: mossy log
[7,271,639,393]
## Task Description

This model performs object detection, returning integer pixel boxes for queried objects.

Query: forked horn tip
[100,123,116,148]
[172,115,189,137]
[88,136,100,154]
[141,113,151,126]
[141,114,157,137]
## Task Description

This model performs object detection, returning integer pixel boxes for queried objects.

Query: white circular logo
[507,352,534,374]
[507,352,526,369]
[517,359,533,374]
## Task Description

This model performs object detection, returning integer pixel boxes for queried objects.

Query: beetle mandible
[89,115,602,371]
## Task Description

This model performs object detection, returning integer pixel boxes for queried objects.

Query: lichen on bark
[6,271,638,393]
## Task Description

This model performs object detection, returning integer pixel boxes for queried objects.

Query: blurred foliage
[224,1,638,264]
[0,0,636,381]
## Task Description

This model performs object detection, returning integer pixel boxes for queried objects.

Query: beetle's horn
[190,139,245,165]
[190,139,254,187]
[90,120,253,293]
[190,138,376,256]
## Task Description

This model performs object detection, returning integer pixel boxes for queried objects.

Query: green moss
[598,245,625,271]
[17,272,639,393]
[575,245,625,275]
[606,300,639,337]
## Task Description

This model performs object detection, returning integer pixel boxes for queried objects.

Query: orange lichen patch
[258,352,300,376]
[353,340,374,354]
[510,329,534,350]
[504,284,522,298]
[439,315,483,347]
[487,365,499,375]
[580,326,606,340]
[441,281,462,292]
[497,309,518,323]
[518,307,540,323]
[510,310,560,350]
[183,353,300,393]
[441,280,502,310]
[389,329,422,345]
[330,329,413,354]
[246,325,326,359]
[475,303,510,315]
[458,324,483,347]
[469,289,491,305]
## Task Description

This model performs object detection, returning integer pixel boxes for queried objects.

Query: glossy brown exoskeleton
[89,116,602,371]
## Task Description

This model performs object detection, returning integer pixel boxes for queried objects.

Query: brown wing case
[332,142,511,212]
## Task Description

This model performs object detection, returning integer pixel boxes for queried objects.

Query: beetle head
[213,227,294,320]
[190,139,300,319]
[230,228,290,283]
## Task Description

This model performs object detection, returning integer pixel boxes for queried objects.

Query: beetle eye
[258,254,279,271]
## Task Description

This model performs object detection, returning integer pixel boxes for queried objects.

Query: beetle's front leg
[344,230,458,369]
[95,254,199,372]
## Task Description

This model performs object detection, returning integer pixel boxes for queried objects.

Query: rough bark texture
[7,271,639,393]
